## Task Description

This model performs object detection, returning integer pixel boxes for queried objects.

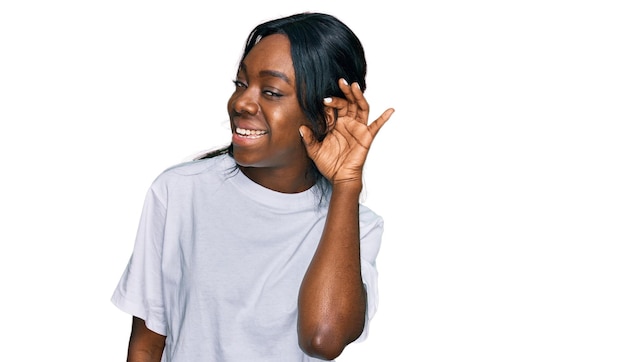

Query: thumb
[299,125,319,155]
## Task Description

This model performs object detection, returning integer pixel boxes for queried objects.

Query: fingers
[324,78,393,130]
[347,80,370,124]
[340,79,369,124]
[337,79,358,120]
[323,79,394,141]
[368,108,395,138]
[323,96,347,113]
[324,78,370,124]
[299,125,320,155]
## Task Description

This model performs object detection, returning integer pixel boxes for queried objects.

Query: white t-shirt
[111,154,383,361]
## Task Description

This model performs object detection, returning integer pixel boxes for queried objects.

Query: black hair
[197,12,367,201]
[241,12,367,141]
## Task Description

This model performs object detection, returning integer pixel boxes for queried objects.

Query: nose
[231,88,259,115]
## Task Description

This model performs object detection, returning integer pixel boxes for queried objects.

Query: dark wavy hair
[197,13,367,197]
[242,12,367,141]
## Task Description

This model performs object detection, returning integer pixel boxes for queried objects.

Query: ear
[324,106,337,132]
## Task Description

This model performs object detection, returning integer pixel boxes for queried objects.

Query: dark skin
[229,34,315,193]
[127,317,165,362]
[126,34,394,361]
[297,80,393,359]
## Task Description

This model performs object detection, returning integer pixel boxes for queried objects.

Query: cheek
[268,114,305,148]
[278,105,309,128]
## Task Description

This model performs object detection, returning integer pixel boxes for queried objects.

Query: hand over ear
[299,79,394,185]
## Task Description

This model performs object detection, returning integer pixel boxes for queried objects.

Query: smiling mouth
[235,127,268,138]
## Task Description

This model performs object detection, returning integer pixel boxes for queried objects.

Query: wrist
[331,179,363,195]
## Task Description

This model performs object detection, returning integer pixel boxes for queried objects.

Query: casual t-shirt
[111,154,383,361]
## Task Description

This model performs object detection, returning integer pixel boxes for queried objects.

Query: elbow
[298,323,363,361]
[299,332,345,360]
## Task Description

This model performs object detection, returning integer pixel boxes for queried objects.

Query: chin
[231,149,259,168]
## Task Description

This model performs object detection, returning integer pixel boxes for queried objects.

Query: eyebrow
[239,63,292,85]
[259,70,291,84]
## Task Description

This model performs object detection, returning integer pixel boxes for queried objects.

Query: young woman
[111,12,394,361]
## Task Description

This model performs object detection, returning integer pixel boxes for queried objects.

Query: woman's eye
[263,90,283,98]
[232,80,247,88]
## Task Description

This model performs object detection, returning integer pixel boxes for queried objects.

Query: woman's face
[228,34,310,175]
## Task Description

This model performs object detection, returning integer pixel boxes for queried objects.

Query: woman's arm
[297,180,366,360]
[297,79,394,360]
[127,316,166,362]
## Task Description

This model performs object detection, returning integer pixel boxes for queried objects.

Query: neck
[238,164,318,193]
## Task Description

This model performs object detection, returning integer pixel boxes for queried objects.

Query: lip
[231,116,269,146]
[231,127,269,147]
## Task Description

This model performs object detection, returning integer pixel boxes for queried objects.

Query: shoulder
[162,153,234,177]
[150,153,237,191]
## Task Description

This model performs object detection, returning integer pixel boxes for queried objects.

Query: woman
[112,12,394,361]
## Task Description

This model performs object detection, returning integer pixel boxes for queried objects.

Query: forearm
[297,181,367,359]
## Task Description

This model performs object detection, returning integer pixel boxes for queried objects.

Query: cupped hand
[299,78,394,185]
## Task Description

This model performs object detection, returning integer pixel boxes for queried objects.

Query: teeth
[236,127,267,137]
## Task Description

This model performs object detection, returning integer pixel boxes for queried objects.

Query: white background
[1,1,625,361]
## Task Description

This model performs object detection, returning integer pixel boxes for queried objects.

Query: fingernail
[355,82,361,90]
[323,97,332,103]
[341,78,348,85]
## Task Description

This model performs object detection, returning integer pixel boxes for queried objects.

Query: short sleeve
[111,186,168,335]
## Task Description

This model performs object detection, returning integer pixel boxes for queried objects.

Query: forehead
[241,34,294,80]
